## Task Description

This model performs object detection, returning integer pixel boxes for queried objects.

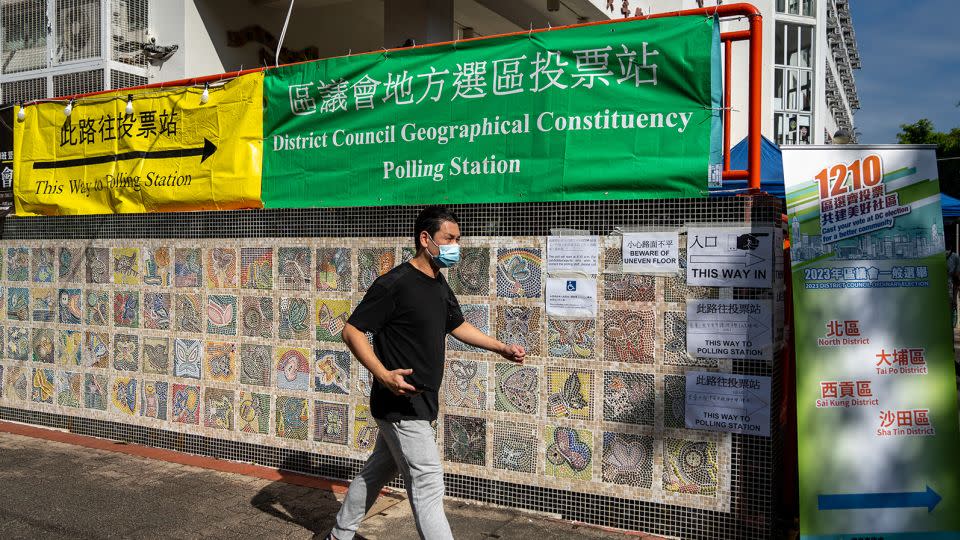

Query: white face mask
[428,236,461,268]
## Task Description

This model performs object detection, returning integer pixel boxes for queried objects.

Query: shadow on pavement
[250,463,342,537]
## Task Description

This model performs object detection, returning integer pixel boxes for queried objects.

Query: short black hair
[414,206,459,250]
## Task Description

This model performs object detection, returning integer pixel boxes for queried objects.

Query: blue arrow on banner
[818,486,942,512]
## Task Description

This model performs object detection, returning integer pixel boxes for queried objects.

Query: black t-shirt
[347,262,465,421]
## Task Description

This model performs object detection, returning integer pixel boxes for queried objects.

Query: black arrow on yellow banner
[32,139,217,170]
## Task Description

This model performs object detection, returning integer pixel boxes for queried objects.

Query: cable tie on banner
[528,23,534,40]
[381,47,389,59]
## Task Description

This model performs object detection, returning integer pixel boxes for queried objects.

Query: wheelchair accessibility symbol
[566,280,577,292]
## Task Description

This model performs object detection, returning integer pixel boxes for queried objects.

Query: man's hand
[378,368,421,396]
[499,343,526,363]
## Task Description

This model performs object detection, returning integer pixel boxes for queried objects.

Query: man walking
[326,206,526,540]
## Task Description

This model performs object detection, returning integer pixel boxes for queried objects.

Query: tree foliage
[896,119,960,197]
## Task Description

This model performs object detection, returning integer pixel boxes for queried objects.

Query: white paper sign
[686,226,773,287]
[547,236,599,274]
[545,277,597,318]
[685,371,771,437]
[686,299,773,361]
[621,232,679,273]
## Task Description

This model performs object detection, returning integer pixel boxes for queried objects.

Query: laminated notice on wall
[686,299,773,361]
[545,277,597,318]
[685,371,771,437]
[621,232,679,273]
[547,236,599,274]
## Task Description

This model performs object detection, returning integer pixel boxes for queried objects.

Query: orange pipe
[723,169,749,180]
[723,39,732,173]
[747,10,763,191]
[721,30,752,42]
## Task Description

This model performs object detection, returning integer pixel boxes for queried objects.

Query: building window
[776,0,815,17]
[773,22,814,145]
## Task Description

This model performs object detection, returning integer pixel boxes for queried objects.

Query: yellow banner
[13,72,263,215]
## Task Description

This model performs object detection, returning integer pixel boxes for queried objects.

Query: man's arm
[342,322,420,396]
[450,322,526,363]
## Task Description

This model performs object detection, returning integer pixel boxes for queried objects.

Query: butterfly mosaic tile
[546,368,594,420]
[205,248,238,288]
[241,248,274,290]
[546,319,595,359]
[496,248,542,298]
[314,349,350,394]
[205,341,237,383]
[314,400,349,445]
[492,420,537,474]
[545,425,593,481]
[602,371,654,426]
[443,414,486,466]
[493,363,539,415]
[240,344,272,386]
[204,387,236,430]
[240,296,273,338]
[141,380,168,420]
[603,309,655,364]
[315,248,351,292]
[442,359,487,410]
[239,391,270,434]
[278,247,312,291]
[663,438,718,496]
[57,330,82,366]
[495,305,541,356]
[173,338,202,379]
[113,333,139,371]
[601,432,653,488]
[276,395,309,440]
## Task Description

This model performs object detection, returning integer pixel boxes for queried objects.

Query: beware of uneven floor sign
[13,72,264,215]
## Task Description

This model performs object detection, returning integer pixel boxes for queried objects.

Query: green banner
[262,16,714,208]
[783,146,960,539]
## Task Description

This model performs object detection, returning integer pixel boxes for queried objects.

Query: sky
[851,0,960,143]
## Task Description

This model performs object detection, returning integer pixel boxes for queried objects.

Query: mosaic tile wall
[0,199,785,538]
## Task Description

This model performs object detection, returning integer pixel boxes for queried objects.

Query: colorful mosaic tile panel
[663,311,717,367]
[495,248,542,298]
[602,432,653,488]
[7,248,29,281]
[113,334,139,371]
[31,328,55,363]
[443,414,486,466]
[206,294,238,336]
[276,395,309,440]
[443,359,487,410]
[495,305,541,356]
[204,387,236,430]
[205,248,238,288]
[6,325,28,361]
[447,304,489,353]
[205,341,237,383]
[58,288,82,324]
[494,363,539,414]
[240,296,273,338]
[5,366,28,401]
[603,371,654,426]
[314,400,349,445]
[239,391,270,434]
[174,293,204,334]
[111,377,139,415]
[400,247,416,264]
[240,247,273,290]
[83,331,110,368]
[84,247,110,284]
[56,372,84,408]
[172,384,201,424]
[314,349,350,394]
[0,365,3,398]
[663,273,719,303]
[57,330,82,366]
[32,288,55,322]
[113,291,140,328]
[7,287,28,321]
[603,273,656,302]
[278,297,311,340]
[492,420,537,474]
[663,438,719,496]
[547,319,596,359]
[240,344,272,386]
[112,248,140,285]
[448,248,490,296]
[85,290,111,326]
[58,248,83,283]
[353,404,378,451]
[603,309,655,364]
[31,368,54,403]
[545,426,593,481]
[664,375,687,429]
[174,248,202,288]
[143,292,171,330]
[357,247,396,292]
[83,373,108,410]
[32,247,55,283]
[142,337,170,375]
[173,338,202,379]
[277,247,311,291]
[316,248,351,292]
[316,299,350,343]
[275,347,310,391]
[356,365,373,398]
[546,368,594,420]
[141,380,169,420]
[142,247,171,286]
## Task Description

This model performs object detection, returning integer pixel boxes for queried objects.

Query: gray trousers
[331,418,453,540]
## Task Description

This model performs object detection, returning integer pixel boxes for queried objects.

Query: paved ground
[0,427,648,540]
